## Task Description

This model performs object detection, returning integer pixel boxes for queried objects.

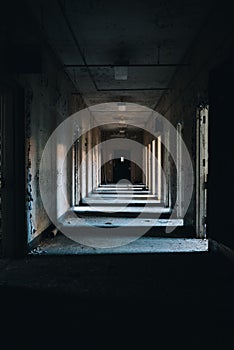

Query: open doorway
[113,150,131,183]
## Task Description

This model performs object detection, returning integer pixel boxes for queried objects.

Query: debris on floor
[28,246,47,255]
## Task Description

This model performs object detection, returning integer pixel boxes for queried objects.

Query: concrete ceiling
[89,102,153,131]
[27,0,213,109]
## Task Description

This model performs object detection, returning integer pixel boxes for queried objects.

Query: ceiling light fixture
[118,116,126,125]
[117,102,126,111]
[114,66,128,80]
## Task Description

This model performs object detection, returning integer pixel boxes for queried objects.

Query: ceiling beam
[64,64,188,68]
[96,88,170,91]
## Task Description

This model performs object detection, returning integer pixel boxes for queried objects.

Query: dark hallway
[1,0,234,348]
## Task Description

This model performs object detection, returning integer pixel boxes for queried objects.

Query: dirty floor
[0,249,234,349]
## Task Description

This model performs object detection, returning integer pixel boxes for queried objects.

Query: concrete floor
[82,197,161,204]
[81,184,161,205]
[0,250,234,348]
[89,193,157,198]
[73,205,171,214]
[61,216,183,228]
[34,234,208,255]
[0,183,222,347]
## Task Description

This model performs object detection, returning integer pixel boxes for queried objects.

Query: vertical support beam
[86,130,93,196]
[157,135,162,201]
[92,129,96,191]
[145,145,148,187]
[77,138,81,204]
[81,134,86,201]
[97,129,101,186]
[152,139,156,195]
[196,112,200,236]
[196,107,209,238]
[86,133,89,196]
[92,128,99,191]
[164,131,170,207]
[176,123,182,217]
[72,143,76,206]
[148,143,151,192]
[72,138,80,206]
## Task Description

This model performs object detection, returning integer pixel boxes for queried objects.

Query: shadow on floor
[0,251,234,348]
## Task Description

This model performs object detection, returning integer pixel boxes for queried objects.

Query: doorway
[113,150,131,183]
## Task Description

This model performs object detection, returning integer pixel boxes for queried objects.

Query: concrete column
[86,130,93,196]
[81,134,87,200]
[77,139,81,204]
[97,129,101,186]
[148,143,151,192]
[176,123,182,217]
[163,131,169,207]
[92,129,99,191]
[92,129,96,191]
[157,135,162,201]
[144,145,148,186]
[72,143,75,206]
[152,139,156,195]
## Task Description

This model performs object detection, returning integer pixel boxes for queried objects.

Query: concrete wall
[0,2,86,242]
[156,4,234,228]
[21,52,85,242]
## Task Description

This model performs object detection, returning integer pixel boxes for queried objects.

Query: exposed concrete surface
[88,193,157,198]
[82,198,161,204]
[0,250,234,348]
[99,184,146,187]
[73,205,171,214]
[61,216,183,228]
[8,23,86,242]
[35,234,207,255]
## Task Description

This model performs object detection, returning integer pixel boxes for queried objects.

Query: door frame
[196,106,209,239]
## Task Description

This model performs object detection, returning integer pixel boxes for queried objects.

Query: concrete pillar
[92,128,99,191]
[86,130,93,196]
[152,139,156,195]
[144,145,148,186]
[97,129,101,185]
[72,143,75,206]
[163,131,169,206]
[81,134,86,200]
[176,123,182,217]
[98,129,102,186]
[77,139,81,204]
[148,143,151,192]
[92,129,96,191]
[157,135,162,201]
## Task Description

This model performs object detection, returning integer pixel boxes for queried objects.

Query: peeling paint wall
[0,2,86,244]
[18,52,86,242]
